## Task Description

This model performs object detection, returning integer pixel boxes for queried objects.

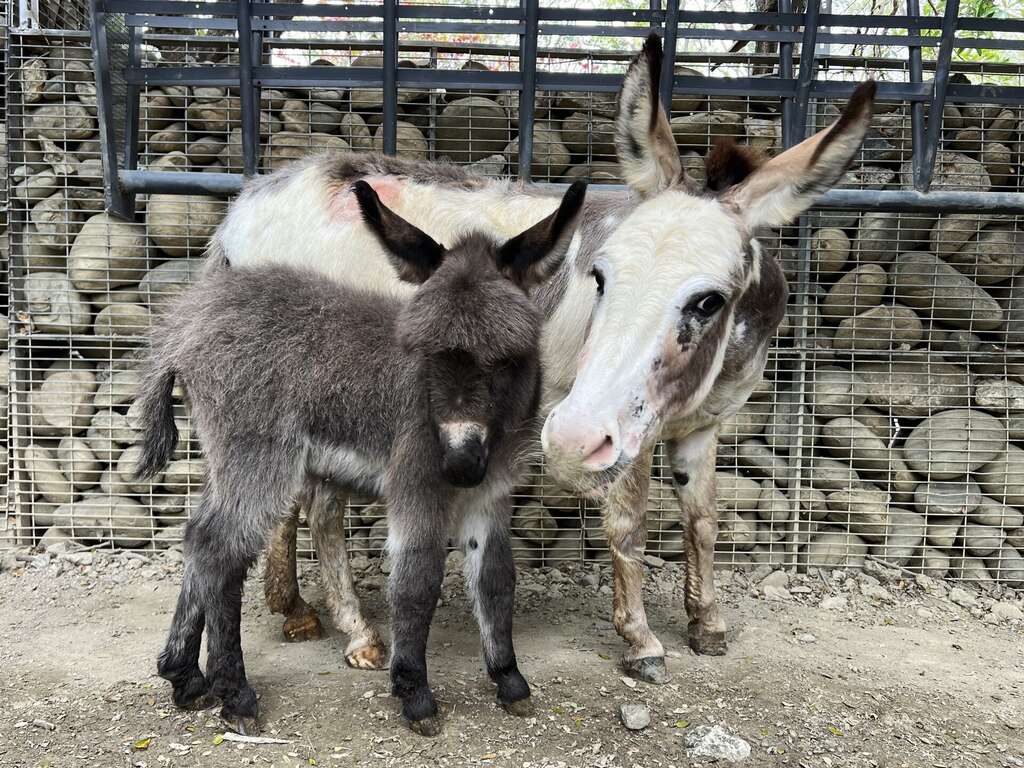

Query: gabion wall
[4,9,1024,586]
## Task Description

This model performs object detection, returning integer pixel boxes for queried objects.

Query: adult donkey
[212,33,875,683]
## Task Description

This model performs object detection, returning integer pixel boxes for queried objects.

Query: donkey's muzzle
[441,437,489,488]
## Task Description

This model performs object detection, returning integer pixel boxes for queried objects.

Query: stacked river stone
[7,42,1024,584]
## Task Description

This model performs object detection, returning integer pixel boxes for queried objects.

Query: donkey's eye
[688,291,726,318]
[591,267,605,296]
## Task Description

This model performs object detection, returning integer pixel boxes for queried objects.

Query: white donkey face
[542,33,876,494]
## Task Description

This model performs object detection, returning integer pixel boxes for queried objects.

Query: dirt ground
[0,547,1022,768]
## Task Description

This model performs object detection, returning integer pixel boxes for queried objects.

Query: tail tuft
[134,367,179,480]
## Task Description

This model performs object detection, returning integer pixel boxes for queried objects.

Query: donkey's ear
[723,80,877,230]
[614,33,683,197]
[497,181,587,290]
[352,180,445,284]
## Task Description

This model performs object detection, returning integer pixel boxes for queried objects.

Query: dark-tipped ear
[614,33,683,197]
[705,138,765,192]
[722,80,877,229]
[497,181,587,290]
[352,180,445,284]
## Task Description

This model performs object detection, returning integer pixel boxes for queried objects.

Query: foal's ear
[352,180,445,284]
[614,33,683,198]
[497,181,587,290]
[722,81,877,230]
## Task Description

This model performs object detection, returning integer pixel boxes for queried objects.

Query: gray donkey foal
[133,179,587,736]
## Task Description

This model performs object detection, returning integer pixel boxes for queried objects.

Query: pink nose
[542,409,620,471]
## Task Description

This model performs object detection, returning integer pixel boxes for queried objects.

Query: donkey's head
[542,33,876,495]
[353,179,586,487]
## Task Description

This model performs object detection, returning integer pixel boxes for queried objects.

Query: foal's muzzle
[439,423,489,488]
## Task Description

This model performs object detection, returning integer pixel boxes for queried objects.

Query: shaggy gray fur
[135,182,586,735]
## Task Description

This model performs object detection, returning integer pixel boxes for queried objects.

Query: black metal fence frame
[87,0,1024,216]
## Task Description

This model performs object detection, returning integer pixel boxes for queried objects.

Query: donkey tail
[133,364,179,480]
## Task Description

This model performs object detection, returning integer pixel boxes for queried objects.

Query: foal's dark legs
[159,504,260,734]
[388,531,447,736]
[157,562,211,710]
[462,507,531,715]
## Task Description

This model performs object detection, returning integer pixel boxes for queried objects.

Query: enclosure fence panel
[4,1,1024,587]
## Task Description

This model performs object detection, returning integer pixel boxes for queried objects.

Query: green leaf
[212,734,225,746]
[828,725,844,737]
[675,719,689,729]
[133,738,152,751]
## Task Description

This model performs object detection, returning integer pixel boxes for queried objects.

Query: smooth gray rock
[821,264,888,321]
[716,473,762,514]
[914,480,982,517]
[811,228,850,274]
[670,111,743,150]
[810,367,867,417]
[825,488,890,543]
[962,523,1004,557]
[871,508,925,566]
[23,272,91,334]
[34,370,97,435]
[854,359,969,417]
[976,445,1024,507]
[560,111,616,158]
[146,194,226,257]
[436,97,509,162]
[24,445,75,504]
[263,132,348,173]
[969,496,1024,528]
[512,502,559,545]
[25,102,96,141]
[986,545,1024,587]
[373,121,428,160]
[505,126,571,177]
[55,436,101,490]
[619,703,651,731]
[903,408,1005,479]
[804,527,868,567]
[133,260,199,315]
[890,251,1002,331]
[831,304,923,351]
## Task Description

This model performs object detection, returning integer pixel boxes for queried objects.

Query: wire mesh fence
[4,4,1024,586]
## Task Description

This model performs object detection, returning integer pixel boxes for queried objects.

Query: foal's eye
[591,267,605,296]
[687,291,726,319]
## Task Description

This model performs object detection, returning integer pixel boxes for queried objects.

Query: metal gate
[5,0,1024,585]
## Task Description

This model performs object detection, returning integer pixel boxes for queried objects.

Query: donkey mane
[704,139,766,193]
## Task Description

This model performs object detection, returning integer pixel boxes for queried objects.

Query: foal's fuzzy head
[353,179,586,488]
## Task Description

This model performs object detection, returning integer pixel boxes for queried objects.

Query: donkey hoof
[501,695,535,718]
[407,715,443,738]
[222,712,260,737]
[282,611,323,643]
[688,627,728,656]
[183,691,220,712]
[345,640,388,670]
[622,656,670,685]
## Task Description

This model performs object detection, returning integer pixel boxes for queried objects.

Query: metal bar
[115,171,1024,215]
[124,66,241,86]
[123,24,141,173]
[791,0,822,142]
[918,0,960,192]
[119,170,249,195]
[779,0,796,149]
[907,0,926,192]
[517,0,539,181]
[102,0,238,13]
[237,0,258,177]
[89,0,134,218]
[382,0,398,155]
[659,0,680,112]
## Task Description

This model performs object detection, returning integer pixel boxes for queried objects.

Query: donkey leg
[388,526,447,737]
[157,557,214,711]
[264,502,323,643]
[307,484,387,670]
[606,447,668,684]
[668,428,727,656]
[461,503,532,716]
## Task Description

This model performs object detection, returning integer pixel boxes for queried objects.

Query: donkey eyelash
[590,267,605,296]
[685,291,727,318]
